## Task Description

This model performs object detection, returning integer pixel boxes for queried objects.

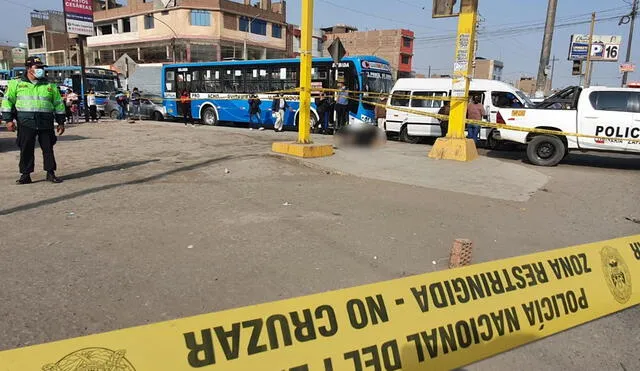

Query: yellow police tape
[0,235,638,370]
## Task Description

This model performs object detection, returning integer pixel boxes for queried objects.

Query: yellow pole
[428,0,479,161]
[298,0,314,144]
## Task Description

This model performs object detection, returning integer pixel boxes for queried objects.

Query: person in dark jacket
[315,93,332,133]
[437,100,451,137]
[1,56,66,184]
[248,94,262,129]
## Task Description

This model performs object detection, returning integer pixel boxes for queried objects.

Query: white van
[384,78,533,146]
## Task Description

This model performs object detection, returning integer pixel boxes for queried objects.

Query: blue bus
[0,69,9,80]
[12,66,121,112]
[161,56,393,129]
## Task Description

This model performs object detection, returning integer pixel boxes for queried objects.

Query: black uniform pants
[335,104,349,129]
[16,126,57,174]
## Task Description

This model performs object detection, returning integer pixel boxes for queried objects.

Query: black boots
[46,172,63,183]
[16,174,32,185]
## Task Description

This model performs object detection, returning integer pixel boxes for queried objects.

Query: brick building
[321,25,414,79]
[474,57,503,81]
[88,0,288,65]
[26,10,77,66]
[516,77,536,97]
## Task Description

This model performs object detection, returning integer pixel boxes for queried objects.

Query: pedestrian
[248,94,262,129]
[116,92,128,120]
[271,93,290,132]
[466,95,486,144]
[86,89,98,122]
[65,88,79,124]
[374,95,387,129]
[1,56,65,184]
[180,90,193,126]
[315,93,331,133]
[130,87,141,122]
[335,83,349,130]
[438,100,451,137]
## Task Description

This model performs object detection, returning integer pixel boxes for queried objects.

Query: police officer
[1,56,66,184]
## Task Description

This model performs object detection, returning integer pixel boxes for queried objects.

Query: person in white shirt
[271,94,290,132]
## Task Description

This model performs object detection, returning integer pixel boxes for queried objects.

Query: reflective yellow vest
[1,76,66,129]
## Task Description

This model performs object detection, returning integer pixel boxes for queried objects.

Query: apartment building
[322,25,414,79]
[26,10,77,66]
[88,0,288,65]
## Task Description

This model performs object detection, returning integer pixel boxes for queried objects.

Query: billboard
[568,34,621,62]
[63,0,94,36]
[11,47,26,65]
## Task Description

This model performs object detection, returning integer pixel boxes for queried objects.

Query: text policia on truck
[497,86,640,166]
[161,56,393,130]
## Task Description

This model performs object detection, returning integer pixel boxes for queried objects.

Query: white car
[497,86,640,166]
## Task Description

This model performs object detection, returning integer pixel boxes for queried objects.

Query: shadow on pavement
[63,159,160,181]
[484,149,640,170]
[57,135,92,142]
[0,137,16,153]
[0,154,244,216]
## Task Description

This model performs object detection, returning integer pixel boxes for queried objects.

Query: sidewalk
[301,140,550,202]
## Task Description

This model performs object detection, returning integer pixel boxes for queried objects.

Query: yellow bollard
[272,0,333,158]
[428,0,479,161]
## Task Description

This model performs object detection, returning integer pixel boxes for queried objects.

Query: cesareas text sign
[1,236,638,370]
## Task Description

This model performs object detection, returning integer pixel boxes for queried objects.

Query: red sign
[63,0,94,36]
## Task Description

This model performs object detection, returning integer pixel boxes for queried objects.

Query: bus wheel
[400,125,421,144]
[202,106,218,126]
[296,112,318,131]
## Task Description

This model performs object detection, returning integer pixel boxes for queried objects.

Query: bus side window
[165,70,175,92]
[269,66,285,93]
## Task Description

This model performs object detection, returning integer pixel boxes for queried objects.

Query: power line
[0,0,40,11]
[413,15,622,46]
[318,0,448,31]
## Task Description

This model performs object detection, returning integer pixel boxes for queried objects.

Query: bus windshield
[363,71,394,95]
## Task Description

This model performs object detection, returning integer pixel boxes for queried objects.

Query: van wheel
[526,135,565,166]
[400,125,421,144]
[202,106,218,126]
[109,110,119,120]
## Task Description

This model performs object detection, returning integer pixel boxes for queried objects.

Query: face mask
[34,68,45,79]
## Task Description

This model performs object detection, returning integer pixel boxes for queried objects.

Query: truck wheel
[400,125,421,144]
[486,129,502,150]
[526,135,565,166]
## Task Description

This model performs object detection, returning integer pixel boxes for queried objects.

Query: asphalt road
[0,121,638,370]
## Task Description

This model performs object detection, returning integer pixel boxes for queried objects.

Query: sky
[2,0,638,88]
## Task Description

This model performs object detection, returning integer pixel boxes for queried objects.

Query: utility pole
[622,0,638,87]
[536,0,558,97]
[584,12,596,87]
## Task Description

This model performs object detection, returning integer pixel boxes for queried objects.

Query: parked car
[385,78,533,148]
[139,97,166,121]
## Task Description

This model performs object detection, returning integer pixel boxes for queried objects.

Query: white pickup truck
[497,86,640,166]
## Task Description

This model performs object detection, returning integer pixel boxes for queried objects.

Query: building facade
[88,0,288,65]
[26,10,77,66]
[287,26,326,58]
[322,26,414,79]
[516,77,536,97]
[474,57,503,81]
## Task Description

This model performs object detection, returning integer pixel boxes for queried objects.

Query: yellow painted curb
[272,142,334,158]
[428,137,479,162]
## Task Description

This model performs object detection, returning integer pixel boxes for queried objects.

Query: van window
[589,91,640,113]
[390,90,410,107]
[492,91,523,108]
[411,91,446,108]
